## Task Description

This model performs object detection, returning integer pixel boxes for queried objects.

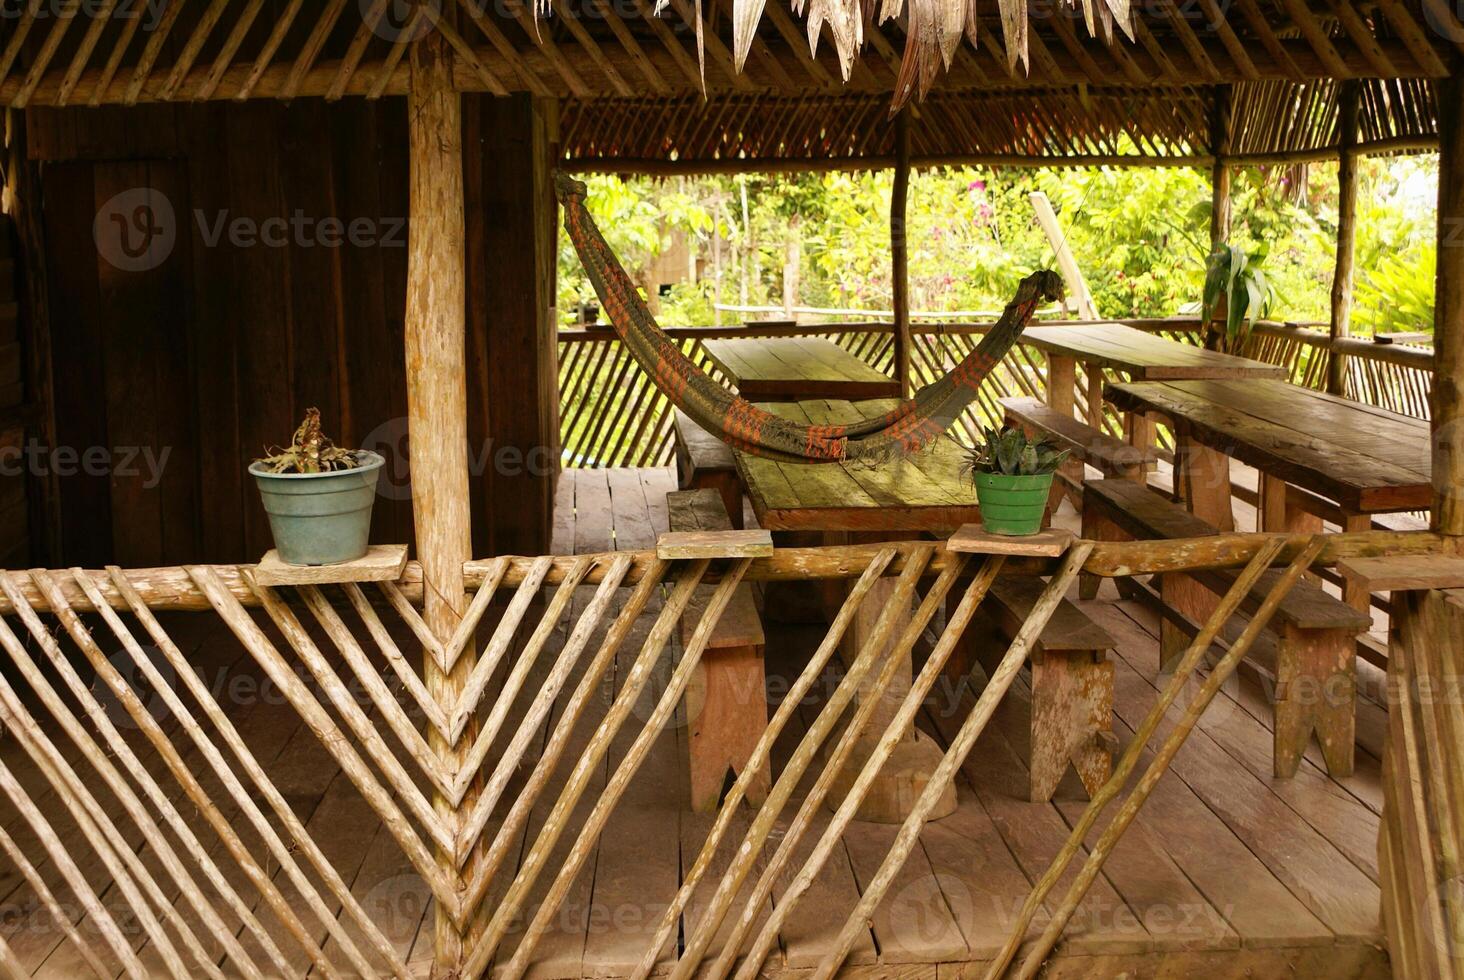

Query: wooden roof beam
[458,0,556,96]
[160,0,233,100]
[57,0,118,105]
[198,0,269,100]
[236,0,305,100]
[122,0,185,105]
[2,35,1448,108]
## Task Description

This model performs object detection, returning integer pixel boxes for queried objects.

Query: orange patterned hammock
[557,174,1065,464]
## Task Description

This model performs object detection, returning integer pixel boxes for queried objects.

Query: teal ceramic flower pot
[249,451,384,565]
[973,471,1053,536]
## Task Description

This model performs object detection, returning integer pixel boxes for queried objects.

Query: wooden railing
[558,317,1435,469]
[0,527,1447,977]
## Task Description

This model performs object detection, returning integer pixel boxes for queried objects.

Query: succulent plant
[966,425,1071,477]
[254,408,365,475]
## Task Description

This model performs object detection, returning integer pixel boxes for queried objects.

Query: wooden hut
[0,1,1460,977]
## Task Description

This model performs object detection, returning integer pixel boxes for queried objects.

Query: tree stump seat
[668,489,769,812]
[1082,477,1372,778]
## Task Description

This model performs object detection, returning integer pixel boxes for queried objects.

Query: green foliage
[1203,243,1275,348]
[1356,242,1436,336]
[966,426,1070,477]
[556,155,1439,333]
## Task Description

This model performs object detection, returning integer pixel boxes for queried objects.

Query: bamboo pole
[470,560,710,952]
[672,547,939,980]
[1209,85,1232,247]
[1329,80,1360,396]
[981,535,1288,979]
[1007,537,1328,979]
[1435,57,1464,536]
[0,529,1452,614]
[809,542,1095,980]
[892,109,912,397]
[407,27,477,971]
[499,558,755,979]
[736,557,1006,978]
[628,548,899,980]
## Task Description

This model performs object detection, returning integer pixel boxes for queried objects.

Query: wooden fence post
[1209,85,1232,247]
[407,31,476,975]
[1329,80,1360,396]
[1435,59,1464,536]
[891,110,912,398]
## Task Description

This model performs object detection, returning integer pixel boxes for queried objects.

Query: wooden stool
[1083,477,1371,778]
[667,489,769,812]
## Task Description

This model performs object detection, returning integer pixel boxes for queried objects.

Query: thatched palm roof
[0,0,1453,166]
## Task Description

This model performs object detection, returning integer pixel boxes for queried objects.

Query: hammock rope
[557,173,1065,464]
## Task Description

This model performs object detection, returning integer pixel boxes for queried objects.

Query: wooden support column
[1435,60,1464,536]
[1328,81,1360,396]
[1209,86,1232,248]
[891,110,911,398]
[407,34,475,974]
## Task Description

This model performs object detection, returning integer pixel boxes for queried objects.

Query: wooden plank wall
[24,95,557,568]
[0,217,28,568]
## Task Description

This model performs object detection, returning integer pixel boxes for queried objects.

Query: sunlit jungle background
[557,153,1438,334]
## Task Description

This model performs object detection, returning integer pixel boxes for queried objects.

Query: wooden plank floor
[0,466,1390,978]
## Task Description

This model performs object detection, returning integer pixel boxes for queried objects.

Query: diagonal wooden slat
[446,555,563,741]
[343,581,453,738]
[672,546,938,980]
[454,556,670,875]
[250,576,456,832]
[460,558,703,931]
[499,557,755,977]
[444,556,595,805]
[0,758,148,979]
[626,545,900,980]
[106,568,411,980]
[188,565,461,915]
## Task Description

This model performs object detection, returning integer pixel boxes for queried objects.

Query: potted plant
[249,408,384,566]
[1202,243,1274,353]
[965,426,1071,537]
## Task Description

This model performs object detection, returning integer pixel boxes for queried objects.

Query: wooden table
[1020,323,1288,504]
[701,337,900,401]
[1021,322,1285,433]
[1106,378,1433,608]
[735,398,980,823]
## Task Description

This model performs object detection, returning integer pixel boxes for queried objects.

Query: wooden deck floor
[0,466,1390,978]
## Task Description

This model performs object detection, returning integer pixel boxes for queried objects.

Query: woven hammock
[557,174,1065,464]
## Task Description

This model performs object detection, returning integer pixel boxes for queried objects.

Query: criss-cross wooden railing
[557,318,1437,470]
[0,527,1447,978]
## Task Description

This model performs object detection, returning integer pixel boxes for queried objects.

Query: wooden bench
[667,489,769,812]
[950,576,1117,803]
[672,409,743,529]
[1001,396,1159,483]
[1082,477,1372,778]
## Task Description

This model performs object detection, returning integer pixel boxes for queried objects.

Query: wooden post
[1435,60,1464,536]
[1328,81,1360,396]
[407,33,475,974]
[1208,86,1232,248]
[891,110,912,398]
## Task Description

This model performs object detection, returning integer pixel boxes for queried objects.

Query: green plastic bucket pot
[249,451,384,565]
[973,471,1053,536]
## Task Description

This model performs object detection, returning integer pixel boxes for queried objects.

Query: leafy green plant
[1355,241,1436,337]
[255,408,364,474]
[965,426,1071,477]
[1203,243,1276,350]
